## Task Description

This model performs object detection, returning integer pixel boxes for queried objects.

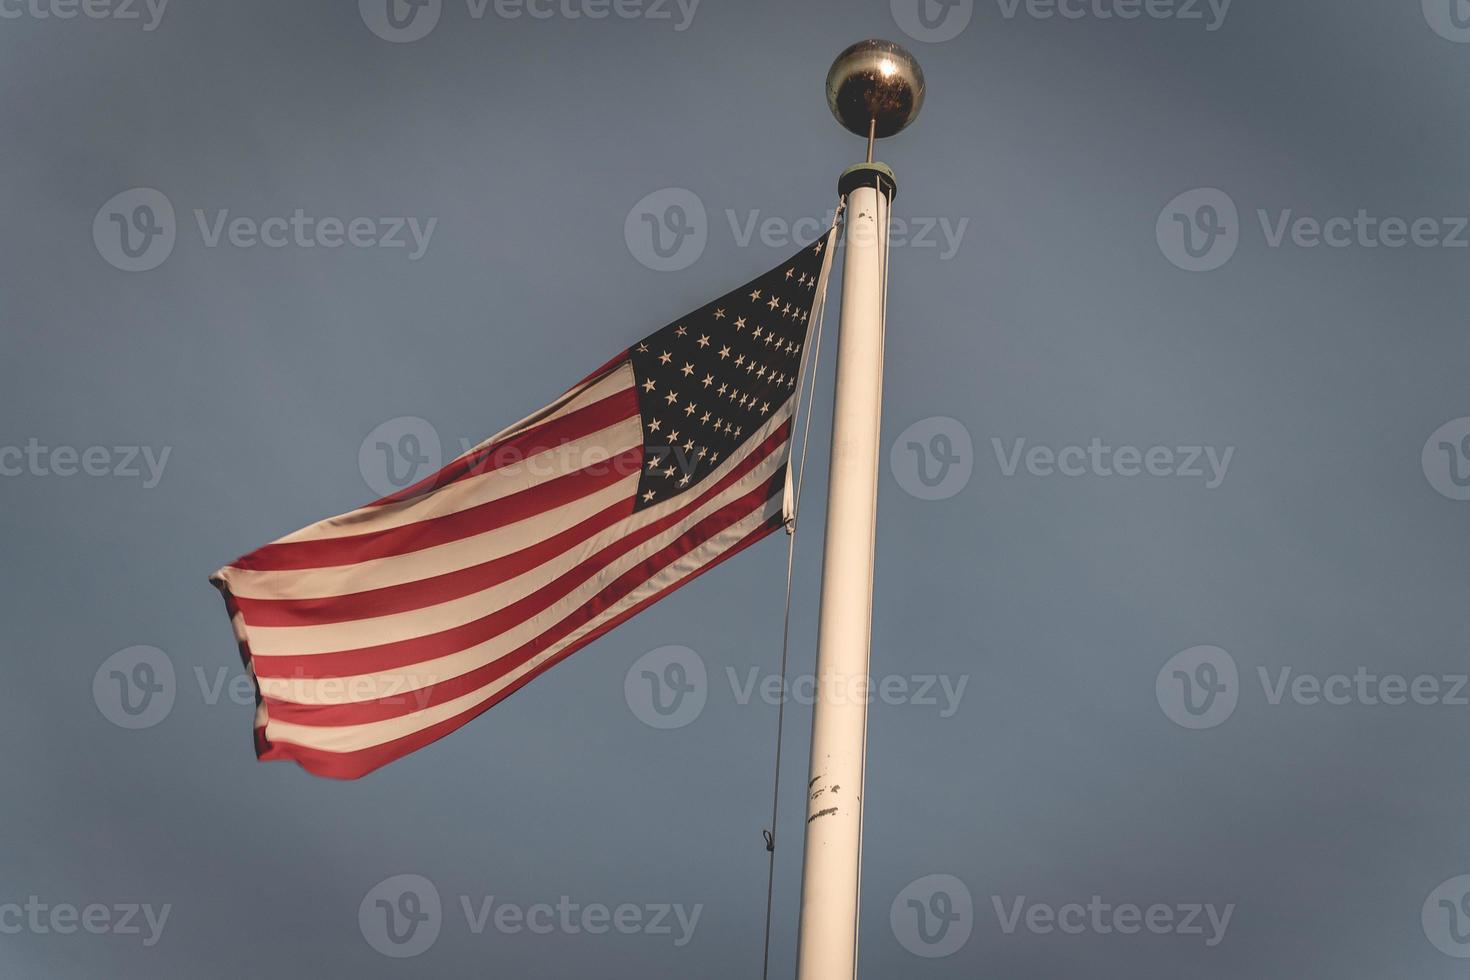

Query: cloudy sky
[4,0,1470,976]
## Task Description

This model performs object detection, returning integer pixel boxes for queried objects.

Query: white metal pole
[794,174,890,980]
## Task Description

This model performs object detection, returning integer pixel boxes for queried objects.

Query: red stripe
[233,444,643,573]
[230,388,639,572]
[249,422,792,677]
[252,514,784,779]
[260,472,784,727]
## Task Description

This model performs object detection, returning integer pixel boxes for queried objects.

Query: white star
[734,317,747,330]
[646,456,662,470]
[649,419,661,431]
[684,402,696,416]
[734,354,745,366]
[641,378,656,393]
[669,429,679,442]
[658,351,672,365]
[710,452,720,464]
[683,439,694,452]
[675,325,687,337]
[713,308,726,320]
[767,296,780,310]
[760,401,771,414]
[701,374,714,388]
[701,411,711,423]
[716,384,728,396]
[748,289,761,301]
[785,268,794,279]
[636,342,649,352]
[680,362,695,377]
[697,334,710,348]
[718,346,731,359]
[814,240,824,254]
[664,390,679,405]
[663,466,677,477]
[753,326,763,339]
[678,474,691,487]
[642,490,656,502]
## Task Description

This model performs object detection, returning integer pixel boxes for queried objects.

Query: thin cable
[760,206,841,980]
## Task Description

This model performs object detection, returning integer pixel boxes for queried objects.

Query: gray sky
[4,0,1470,977]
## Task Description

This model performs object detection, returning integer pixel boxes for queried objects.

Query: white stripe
[258,494,782,753]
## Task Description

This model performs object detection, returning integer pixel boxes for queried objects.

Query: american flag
[210,233,835,779]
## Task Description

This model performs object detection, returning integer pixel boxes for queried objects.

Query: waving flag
[210,234,835,779]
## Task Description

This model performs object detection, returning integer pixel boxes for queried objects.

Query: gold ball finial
[825,39,925,140]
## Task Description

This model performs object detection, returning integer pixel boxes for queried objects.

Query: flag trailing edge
[210,231,838,779]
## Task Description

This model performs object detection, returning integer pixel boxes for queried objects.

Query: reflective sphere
[825,39,925,139]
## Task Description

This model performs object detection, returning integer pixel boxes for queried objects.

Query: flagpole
[795,41,924,980]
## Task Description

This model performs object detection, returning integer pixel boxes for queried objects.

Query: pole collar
[837,162,897,202]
